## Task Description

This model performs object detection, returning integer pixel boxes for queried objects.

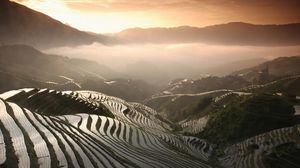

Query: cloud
[43,42,300,83]
[45,42,300,71]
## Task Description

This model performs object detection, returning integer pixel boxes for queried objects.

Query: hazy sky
[13,0,300,33]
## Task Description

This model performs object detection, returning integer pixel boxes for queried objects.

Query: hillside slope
[233,56,300,81]
[0,0,106,48]
[0,88,212,167]
[146,56,300,122]
[1,88,299,168]
[0,45,158,101]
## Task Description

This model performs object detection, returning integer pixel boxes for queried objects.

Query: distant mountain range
[0,0,107,48]
[1,0,300,48]
[114,22,300,46]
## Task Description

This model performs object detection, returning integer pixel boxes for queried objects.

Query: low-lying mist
[45,43,300,84]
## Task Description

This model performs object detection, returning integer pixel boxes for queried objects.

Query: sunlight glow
[12,0,300,33]
[13,0,162,33]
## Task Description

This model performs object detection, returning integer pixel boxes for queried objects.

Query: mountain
[1,88,299,168]
[233,56,300,81]
[0,0,107,49]
[144,75,300,167]
[0,88,212,167]
[2,0,300,48]
[200,94,297,144]
[115,22,300,46]
[144,76,251,122]
[0,45,158,101]
[0,44,118,82]
[144,55,300,123]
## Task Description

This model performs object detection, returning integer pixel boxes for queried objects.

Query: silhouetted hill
[233,56,300,82]
[0,44,117,81]
[115,22,300,46]
[0,0,107,48]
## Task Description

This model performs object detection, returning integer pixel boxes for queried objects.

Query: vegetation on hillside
[199,94,296,145]
[146,95,214,122]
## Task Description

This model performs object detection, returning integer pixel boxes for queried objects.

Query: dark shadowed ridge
[233,56,300,78]
[0,44,120,90]
[0,0,110,49]
[115,22,300,46]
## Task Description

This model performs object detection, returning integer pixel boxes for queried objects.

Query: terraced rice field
[0,88,212,168]
[220,125,300,168]
[1,87,299,167]
[180,116,209,134]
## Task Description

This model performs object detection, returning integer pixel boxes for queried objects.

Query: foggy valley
[1,0,300,168]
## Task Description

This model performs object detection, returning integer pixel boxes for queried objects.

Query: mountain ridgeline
[233,56,300,81]
[1,0,300,48]
[115,22,300,46]
[0,0,108,48]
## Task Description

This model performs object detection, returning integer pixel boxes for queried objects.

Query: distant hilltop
[1,0,300,48]
[0,0,107,49]
[114,22,300,46]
